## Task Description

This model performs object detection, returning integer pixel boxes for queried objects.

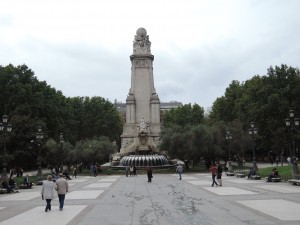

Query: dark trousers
[211,174,218,186]
[46,199,52,210]
[58,194,66,209]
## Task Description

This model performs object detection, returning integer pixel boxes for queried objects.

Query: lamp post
[225,130,233,172]
[59,133,64,172]
[248,122,258,172]
[36,126,44,179]
[0,115,12,178]
[285,110,299,178]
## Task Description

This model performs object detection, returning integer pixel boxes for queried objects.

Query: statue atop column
[133,27,151,54]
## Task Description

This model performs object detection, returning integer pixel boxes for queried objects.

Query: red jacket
[209,165,217,175]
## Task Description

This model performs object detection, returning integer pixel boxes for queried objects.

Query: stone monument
[114,28,169,167]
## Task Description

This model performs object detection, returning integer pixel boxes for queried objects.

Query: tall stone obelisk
[119,28,161,156]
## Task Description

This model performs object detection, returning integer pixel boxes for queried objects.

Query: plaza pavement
[0,168,300,225]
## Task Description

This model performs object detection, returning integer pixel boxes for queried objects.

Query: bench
[288,179,300,186]
[236,173,246,178]
[234,169,249,178]
[0,188,7,194]
[36,181,43,185]
[250,175,261,180]
[270,177,281,182]
[226,172,234,176]
[265,177,281,182]
[19,184,32,189]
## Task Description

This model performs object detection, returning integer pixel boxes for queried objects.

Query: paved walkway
[0,170,300,225]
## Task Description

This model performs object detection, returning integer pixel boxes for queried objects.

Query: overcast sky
[1,0,299,110]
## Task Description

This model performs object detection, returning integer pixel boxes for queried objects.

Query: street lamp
[225,130,233,172]
[248,122,258,172]
[36,126,44,179]
[0,115,12,178]
[59,133,64,172]
[285,110,299,178]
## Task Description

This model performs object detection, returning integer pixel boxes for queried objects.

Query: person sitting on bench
[267,168,279,182]
[1,176,14,193]
[23,175,32,188]
[247,167,256,179]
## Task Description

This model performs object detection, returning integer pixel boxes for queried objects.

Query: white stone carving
[133,27,151,54]
[122,137,134,149]
[153,137,161,146]
[139,118,149,131]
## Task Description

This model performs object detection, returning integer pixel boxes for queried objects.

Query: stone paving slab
[0,191,40,201]
[0,172,300,225]
[203,186,258,195]
[187,180,212,186]
[237,199,300,220]
[83,183,112,188]
[0,205,87,225]
[67,190,104,199]
[254,184,300,193]
[99,178,118,182]
[68,179,89,183]
[227,179,264,184]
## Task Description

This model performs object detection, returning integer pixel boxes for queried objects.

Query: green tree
[209,64,300,160]
[163,103,204,128]
[73,137,117,164]
[0,64,123,170]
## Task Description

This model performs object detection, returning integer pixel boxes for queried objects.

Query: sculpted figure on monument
[139,118,148,131]
[133,27,151,49]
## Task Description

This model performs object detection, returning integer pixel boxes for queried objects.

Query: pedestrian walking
[90,164,94,177]
[130,165,133,177]
[72,165,77,178]
[176,163,183,180]
[209,163,218,187]
[55,173,69,211]
[287,156,291,166]
[93,164,98,177]
[217,163,223,186]
[41,175,56,212]
[146,166,153,182]
[125,166,129,177]
[275,156,279,166]
[133,165,137,176]
[280,154,284,166]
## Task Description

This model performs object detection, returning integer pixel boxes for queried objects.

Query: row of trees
[160,64,300,166]
[1,63,299,171]
[0,64,123,170]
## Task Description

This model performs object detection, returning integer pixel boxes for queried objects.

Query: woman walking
[41,175,56,212]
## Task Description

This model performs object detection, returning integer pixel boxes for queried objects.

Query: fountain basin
[114,154,173,168]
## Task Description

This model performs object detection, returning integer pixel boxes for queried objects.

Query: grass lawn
[258,166,293,181]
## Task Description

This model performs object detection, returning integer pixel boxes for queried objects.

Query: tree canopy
[0,64,123,170]
[160,64,300,165]
[1,63,300,170]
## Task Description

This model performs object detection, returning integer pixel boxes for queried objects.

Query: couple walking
[209,163,223,187]
[41,173,69,212]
